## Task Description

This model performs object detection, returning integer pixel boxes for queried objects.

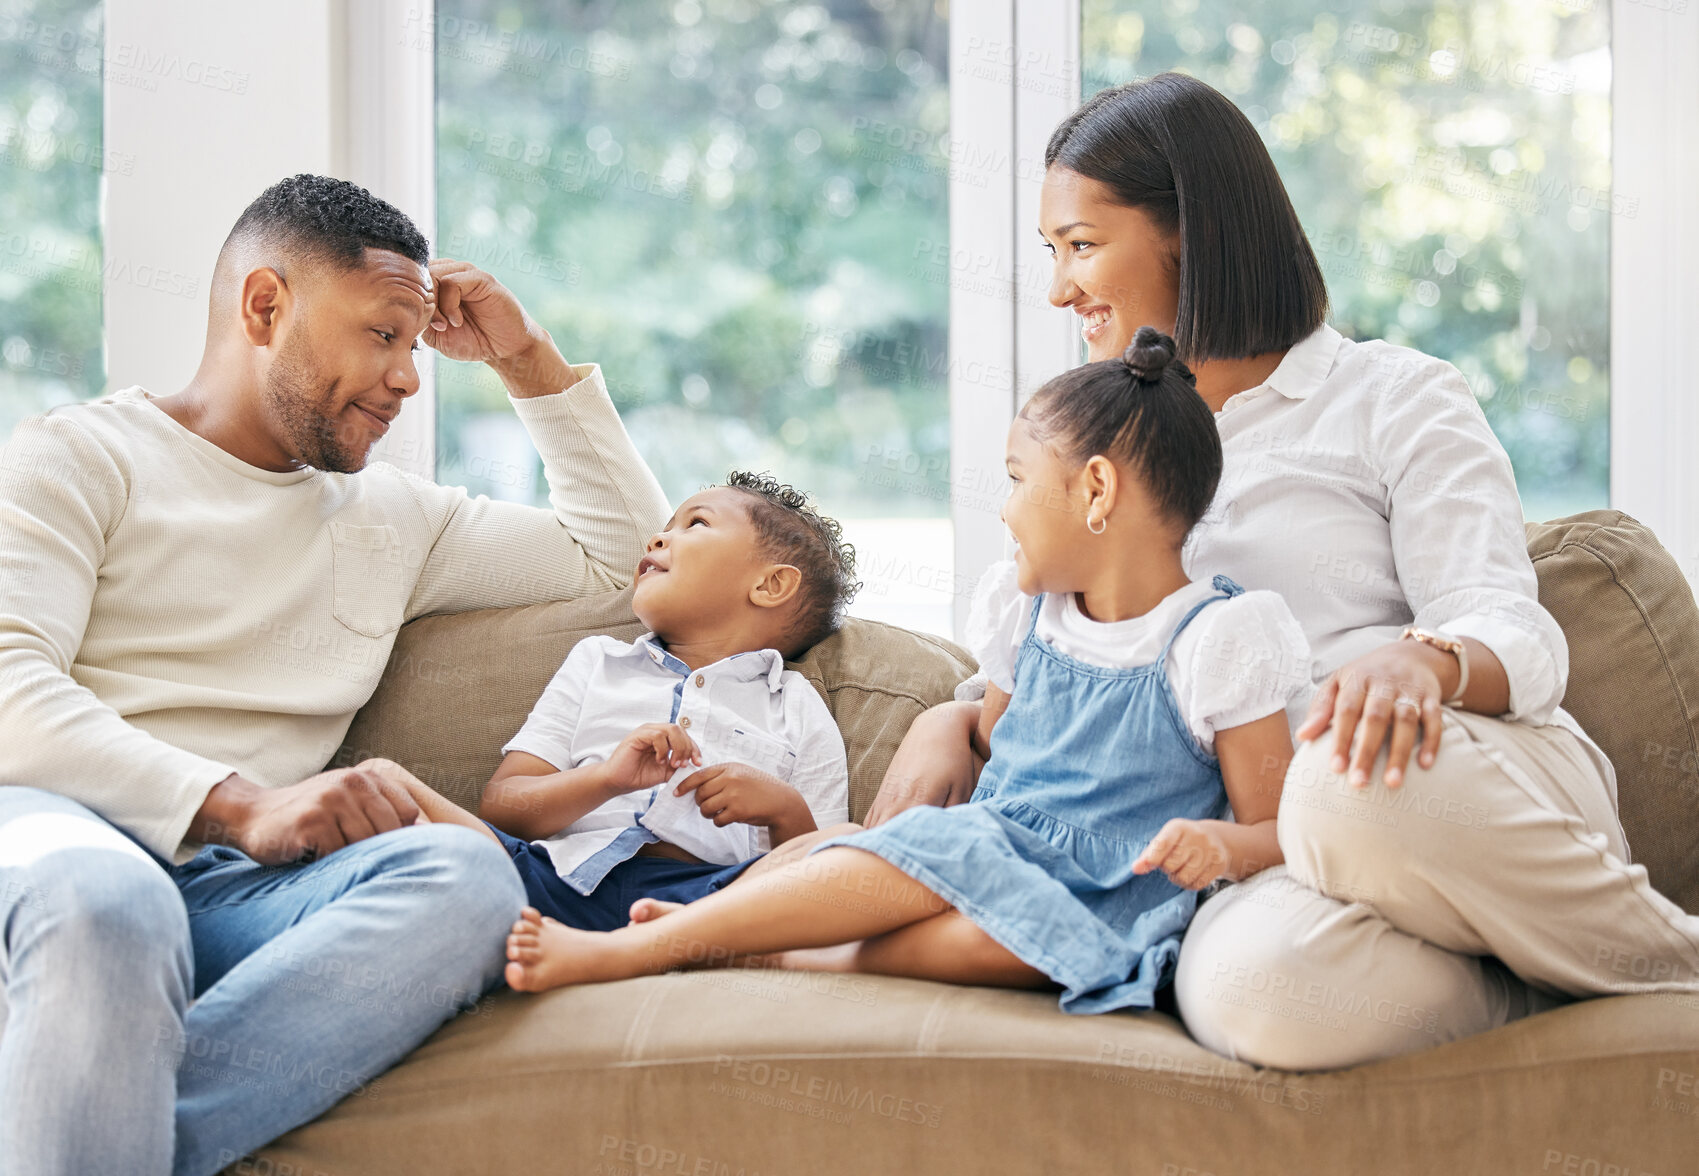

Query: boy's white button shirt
[502,633,849,893]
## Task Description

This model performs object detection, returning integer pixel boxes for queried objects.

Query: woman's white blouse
[1181,322,1610,794]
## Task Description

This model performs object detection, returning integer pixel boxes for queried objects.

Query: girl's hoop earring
[1087,516,1107,535]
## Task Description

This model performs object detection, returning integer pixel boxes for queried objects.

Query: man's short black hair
[725,471,860,658]
[222,174,430,273]
[1045,73,1328,363]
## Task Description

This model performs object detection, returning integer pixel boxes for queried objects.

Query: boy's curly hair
[725,471,860,658]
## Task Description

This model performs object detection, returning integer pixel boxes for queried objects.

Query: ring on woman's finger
[1393,695,1421,714]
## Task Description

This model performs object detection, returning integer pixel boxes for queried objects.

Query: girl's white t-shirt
[960,561,1313,755]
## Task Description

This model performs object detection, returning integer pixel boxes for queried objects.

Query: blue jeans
[0,786,525,1176]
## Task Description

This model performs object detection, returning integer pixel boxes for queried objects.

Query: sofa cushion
[333,588,976,822]
[782,615,976,821]
[241,969,1699,1176]
[1526,510,1699,914]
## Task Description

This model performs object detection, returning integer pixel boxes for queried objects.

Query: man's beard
[261,331,367,474]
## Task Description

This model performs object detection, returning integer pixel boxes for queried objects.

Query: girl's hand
[601,723,701,793]
[1295,641,1447,790]
[1132,819,1233,891]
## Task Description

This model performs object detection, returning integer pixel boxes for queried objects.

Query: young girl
[501,326,1312,1013]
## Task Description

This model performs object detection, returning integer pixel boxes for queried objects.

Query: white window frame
[946,0,1083,640]
[102,0,1699,635]
[1609,0,1699,593]
[341,0,438,482]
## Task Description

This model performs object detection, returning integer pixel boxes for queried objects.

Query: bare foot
[504,906,636,992]
[628,897,685,925]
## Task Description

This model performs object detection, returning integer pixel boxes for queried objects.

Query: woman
[866,72,1699,1070]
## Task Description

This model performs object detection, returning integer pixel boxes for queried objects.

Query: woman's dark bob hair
[1045,72,1329,363]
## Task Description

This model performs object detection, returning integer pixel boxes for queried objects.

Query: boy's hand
[1132,818,1233,891]
[600,723,701,793]
[674,763,808,831]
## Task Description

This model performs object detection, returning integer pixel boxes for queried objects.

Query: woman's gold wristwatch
[1398,626,1469,705]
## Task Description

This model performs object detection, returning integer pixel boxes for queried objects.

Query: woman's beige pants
[1175,709,1699,1069]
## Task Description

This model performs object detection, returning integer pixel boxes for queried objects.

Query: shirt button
[680,716,692,728]
[695,674,705,687]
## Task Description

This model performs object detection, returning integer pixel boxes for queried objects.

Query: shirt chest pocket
[714,722,798,783]
[329,522,407,638]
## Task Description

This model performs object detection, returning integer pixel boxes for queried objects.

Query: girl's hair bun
[1122,325,1177,382]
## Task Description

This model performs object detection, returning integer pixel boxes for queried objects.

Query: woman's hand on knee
[1295,644,1445,790]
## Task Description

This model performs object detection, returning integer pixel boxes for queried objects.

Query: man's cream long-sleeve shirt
[0,364,669,863]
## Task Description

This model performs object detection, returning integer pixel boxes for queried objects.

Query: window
[7,1,1689,620]
[435,1,953,633]
[0,0,104,438]
[1081,0,1612,522]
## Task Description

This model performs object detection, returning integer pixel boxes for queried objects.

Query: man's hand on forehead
[426,257,475,335]
[417,256,580,397]
[420,258,536,362]
[420,270,437,331]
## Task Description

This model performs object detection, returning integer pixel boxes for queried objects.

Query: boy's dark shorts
[486,823,759,931]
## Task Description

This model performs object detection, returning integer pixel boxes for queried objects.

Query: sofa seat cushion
[334,587,976,821]
[1526,511,1699,913]
[242,972,1699,1176]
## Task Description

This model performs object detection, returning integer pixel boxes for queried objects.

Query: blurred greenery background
[435,0,952,528]
[0,0,104,439]
[3,0,1611,619]
[1084,0,1612,521]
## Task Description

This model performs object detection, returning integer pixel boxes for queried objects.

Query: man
[0,175,670,1175]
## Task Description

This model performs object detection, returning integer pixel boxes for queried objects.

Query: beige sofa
[237,510,1699,1175]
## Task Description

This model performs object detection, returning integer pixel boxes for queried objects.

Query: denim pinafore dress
[813,576,1243,1014]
